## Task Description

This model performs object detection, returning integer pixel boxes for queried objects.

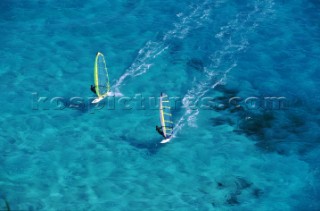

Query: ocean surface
[1,0,320,210]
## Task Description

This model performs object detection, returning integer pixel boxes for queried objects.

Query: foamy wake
[172,0,275,137]
[112,0,213,93]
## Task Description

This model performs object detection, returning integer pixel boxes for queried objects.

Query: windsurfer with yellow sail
[91,52,111,103]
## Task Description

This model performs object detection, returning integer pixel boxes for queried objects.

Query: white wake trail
[113,0,213,93]
[173,0,275,137]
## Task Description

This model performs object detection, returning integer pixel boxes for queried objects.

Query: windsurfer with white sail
[157,93,174,143]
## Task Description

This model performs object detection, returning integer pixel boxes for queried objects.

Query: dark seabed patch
[187,58,204,72]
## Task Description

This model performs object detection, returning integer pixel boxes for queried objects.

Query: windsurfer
[156,125,166,138]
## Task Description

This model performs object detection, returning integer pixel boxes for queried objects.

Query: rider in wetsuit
[156,125,166,139]
[90,85,96,94]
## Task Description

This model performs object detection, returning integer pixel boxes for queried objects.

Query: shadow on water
[119,135,165,155]
[169,40,183,55]
[187,58,204,72]
[207,176,263,208]
[46,95,107,115]
[129,140,165,155]
[1,196,10,211]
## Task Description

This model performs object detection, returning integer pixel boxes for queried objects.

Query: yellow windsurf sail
[94,52,110,98]
[159,93,174,139]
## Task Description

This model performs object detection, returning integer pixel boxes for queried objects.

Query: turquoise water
[1,0,320,210]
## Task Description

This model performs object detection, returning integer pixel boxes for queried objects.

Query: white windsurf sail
[159,93,174,143]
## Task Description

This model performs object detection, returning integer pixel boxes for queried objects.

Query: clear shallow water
[0,0,319,210]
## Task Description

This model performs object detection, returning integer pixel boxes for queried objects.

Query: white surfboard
[160,138,171,144]
[91,91,116,104]
[92,97,104,104]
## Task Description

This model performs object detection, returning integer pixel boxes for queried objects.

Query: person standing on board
[156,126,166,138]
[90,85,96,94]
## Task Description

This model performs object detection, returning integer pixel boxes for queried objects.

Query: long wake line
[112,0,213,93]
[173,0,275,137]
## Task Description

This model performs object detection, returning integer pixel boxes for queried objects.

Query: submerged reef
[213,85,320,156]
